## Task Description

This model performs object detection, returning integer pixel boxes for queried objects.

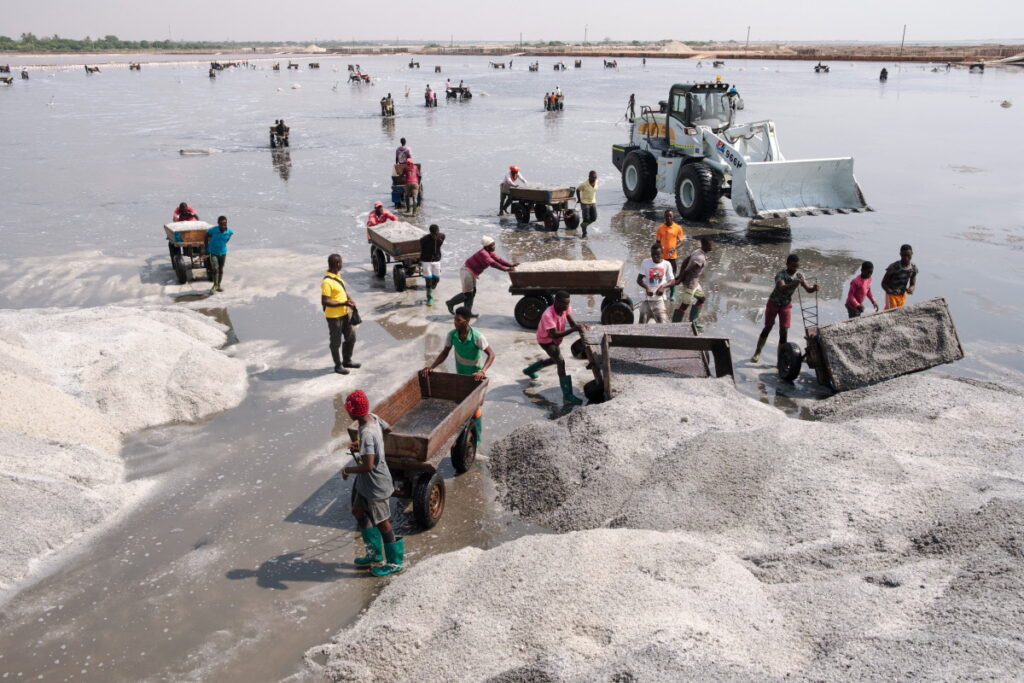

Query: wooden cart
[367,222,427,292]
[506,183,580,231]
[390,162,424,209]
[578,323,734,403]
[164,221,214,284]
[508,261,635,328]
[346,372,488,529]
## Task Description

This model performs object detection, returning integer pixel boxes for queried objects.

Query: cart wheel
[777,342,803,382]
[412,472,445,529]
[570,338,586,360]
[512,203,530,224]
[171,254,187,284]
[514,295,549,329]
[534,203,549,221]
[583,379,606,404]
[371,247,387,278]
[601,301,634,325]
[393,264,408,292]
[450,423,477,474]
[542,213,560,231]
[168,242,181,258]
[563,210,580,231]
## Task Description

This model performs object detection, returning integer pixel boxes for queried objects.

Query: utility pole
[744,26,750,60]
[898,24,907,60]
[519,32,523,49]
[584,24,588,45]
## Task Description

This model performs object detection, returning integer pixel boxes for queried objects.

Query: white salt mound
[515,258,622,273]
[369,222,425,244]
[0,305,248,590]
[309,373,1024,680]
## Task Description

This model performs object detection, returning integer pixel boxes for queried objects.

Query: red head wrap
[345,390,369,417]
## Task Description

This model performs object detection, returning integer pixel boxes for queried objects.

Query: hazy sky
[4,0,1022,43]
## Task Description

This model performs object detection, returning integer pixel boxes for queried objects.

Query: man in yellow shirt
[655,210,685,300]
[321,253,360,374]
[575,170,599,238]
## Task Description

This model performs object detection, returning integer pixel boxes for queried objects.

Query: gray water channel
[1,53,1023,681]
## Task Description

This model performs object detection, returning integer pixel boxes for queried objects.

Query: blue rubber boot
[371,538,406,577]
[560,376,583,405]
[473,416,483,446]
[354,527,384,568]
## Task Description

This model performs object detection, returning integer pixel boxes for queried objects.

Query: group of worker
[543,86,565,111]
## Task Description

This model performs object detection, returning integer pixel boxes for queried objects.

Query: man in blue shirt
[204,215,233,294]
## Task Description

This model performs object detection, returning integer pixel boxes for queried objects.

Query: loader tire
[675,162,720,222]
[621,151,658,203]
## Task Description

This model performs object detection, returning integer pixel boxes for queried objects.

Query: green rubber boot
[689,303,704,330]
[354,527,384,568]
[522,361,545,379]
[669,286,676,301]
[371,538,406,577]
[473,416,483,446]
[560,376,583,405]
[672,307,686,323]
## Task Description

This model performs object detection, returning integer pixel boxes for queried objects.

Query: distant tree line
[0,33,388,52]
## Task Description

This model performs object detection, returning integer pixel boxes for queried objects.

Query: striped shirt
[445,327,489,375]
[464,248,513,277]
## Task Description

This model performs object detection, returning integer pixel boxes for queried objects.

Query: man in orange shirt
[655,210,685,300]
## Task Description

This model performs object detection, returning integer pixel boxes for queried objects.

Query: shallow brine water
[0,53,1022,681]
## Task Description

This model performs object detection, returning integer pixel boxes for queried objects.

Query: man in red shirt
[173,202,199,222]
[521,291,586,404]
[366,201,397,227]
[403,158,420,215]
[444,236,516,316]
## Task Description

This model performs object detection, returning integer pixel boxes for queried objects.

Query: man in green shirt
[421,306,495,445]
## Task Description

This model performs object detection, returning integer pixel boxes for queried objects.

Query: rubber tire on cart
[514,295,549,329]
[534,204,549,222]
[621,150,658,202]
[583,379,606,404]
[601,300,634,325]
[171,254,187,284]
[393,264,408,292]
[371,246,387,278]
[674,162,721,222]
[570,338,586,360]
[450,422,477,474]
[512,202,530,225]
[777,342,803,382]
[412,471,445,529]
[563,210,580,230]
[168,242,181,258]
[542,213,560,231]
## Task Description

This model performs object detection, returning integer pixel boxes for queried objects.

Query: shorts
[639,299,667,324]
[209,253,226,270]
[422,261,441,278]
[764,300,792,329]
[885,292,907,310]
[580,203,597,223]
[405,182,420,202]
[846,303,862,318]
[459,267,477,294]
[351,490,391,525]
[540,342,564,362]
[677,283,704,306]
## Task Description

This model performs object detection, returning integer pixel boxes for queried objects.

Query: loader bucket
[732,157,870,219]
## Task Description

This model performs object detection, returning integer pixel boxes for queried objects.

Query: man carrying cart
[421,306,495,445]
[521,291,587,405]
[444,236,517,317]
[498,165,527,216]
[751,253,819,364]
[366,201,397,227]
[341,389,406,577]
[419,224,445,306]
[174,202,199,222]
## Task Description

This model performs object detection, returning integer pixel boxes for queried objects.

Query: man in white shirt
[636,243,675,324]
[499,165,527,216]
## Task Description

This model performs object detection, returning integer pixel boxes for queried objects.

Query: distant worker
[575,170,599,238]
[421,306,494,445]
[424,85,436,107]
[881,244,918,310]
[880,68,888,82]
[321,253,360,374]
[543,92,550,111]
[521,291,586,405]
[627,93,636,121]
[366,201,397,227]
[341,389,405,577]
[402,158,420,215]
[204,215,233,294]
[846,261,879,318]
[751,253,819,364]
[395,137,412,164]
[419,224,445,306]
[637,243,674,324]
[655,210,686,300]
[671,237,714,327]
[173,202,199,222]
[445,236,517,316]
[499,165,528,216]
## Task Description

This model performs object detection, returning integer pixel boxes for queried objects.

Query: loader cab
[667,82,733,133]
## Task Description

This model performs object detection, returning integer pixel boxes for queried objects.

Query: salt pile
[515,258,622,273]
[369,222,425,244]
[0,305,248,589]
[308,373,1024,680]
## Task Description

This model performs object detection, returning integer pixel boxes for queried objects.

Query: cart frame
[506,184,581,231]
[164,221,214,284]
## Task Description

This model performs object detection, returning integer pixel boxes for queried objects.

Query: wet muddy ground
[1,53,1022,680]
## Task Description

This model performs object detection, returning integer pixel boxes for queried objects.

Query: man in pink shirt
[366,201,397,227]
[522,291,587,404]
[403,158,420,215]
[173,202,199,222]
[846,261,879,318]
[444,236,517,316]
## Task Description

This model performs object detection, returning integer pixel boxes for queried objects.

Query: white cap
[481,236,495,247]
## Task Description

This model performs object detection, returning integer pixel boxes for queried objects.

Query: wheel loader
[612,82,871,220]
